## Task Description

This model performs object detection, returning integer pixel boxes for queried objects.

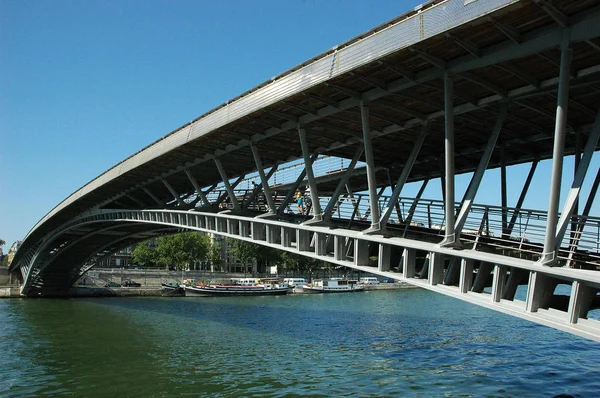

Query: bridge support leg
[540,35,572,266]
[428,252,444,286]
[216,218,226,233]
[315,233,327,256]
[491,265,507,302]
[360,102,382,234]
[443,257,460,286]
[459,258,474,293]
[472,262,493,293]
[298,127,324,224]
[354,239,369,266]
[266,225,279,244]
[402,248,416,278]
[379,123,429,229]
[240,220,250,237]
[555,109,600,246]
[281,227,293,248]
[323,145,363,222]
[455,109,506,235]
[250,145,278,215]
[440,72,457,248]
[214,158,240,212]
[378,244,391,272]
[503,268,527,300]
[334,235,346,261]
[251,223,265,241]
[227,219,238,235]
[526,271,553,312]
[568,281,596,323]
[297,229,310,252]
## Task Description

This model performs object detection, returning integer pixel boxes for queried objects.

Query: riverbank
[0,281,417,298]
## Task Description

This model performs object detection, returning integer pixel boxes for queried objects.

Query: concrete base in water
[0,287,21,297]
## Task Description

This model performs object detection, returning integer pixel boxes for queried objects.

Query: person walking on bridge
[295,189,304,215]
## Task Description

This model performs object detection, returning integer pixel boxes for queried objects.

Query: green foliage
[1,256,8,267]
[155,232,210,270]
[131,232,212,270]
[226,238,261,265]
[0,239,5,248]
[208,241,223,269]
[131,241,156,267]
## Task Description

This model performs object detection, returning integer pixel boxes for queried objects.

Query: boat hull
[301,286,365,294]
[184,285,291,297]
[161,284,186,297]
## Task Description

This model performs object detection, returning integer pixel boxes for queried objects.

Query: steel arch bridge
[10,0,600,341]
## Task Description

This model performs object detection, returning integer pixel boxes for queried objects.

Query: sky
[0,0,598,251]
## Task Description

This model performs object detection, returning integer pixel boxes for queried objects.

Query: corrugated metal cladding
[13,0,600,266]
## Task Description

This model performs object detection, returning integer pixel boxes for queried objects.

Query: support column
[334,235,346,261]
[315,233,327,256]
[500,147,508,236]
[240,220,250,238]
[402,179,429,237]
[297,229,310,252]
[251,222,265,241]
[428,252,444,286]
[380,122,429,227]
[568,281,596,323]
[506,161,538,236]
[162,180,185,206]
[525,271,554,312]
[360,102,382,233]
[402,248,416,279]
[491,265,507,302]
[540,35,572,266]
[250,145,277,215]
[281,227,293,248]
[298,127,324,223]
[214,158,240,211]
[455,109,506,235]
[567,168,600,266]
[440,72,457,247]
[244,164,279,211]
[555,110,600,245]
[354,239,369,266]
[459,258,474,293]
[323,145,364,221]
[185,169,211,207]
[378,243,391,272]
[142,187,163,206]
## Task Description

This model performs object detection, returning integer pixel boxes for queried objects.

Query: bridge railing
[322,193,600,268]
[197,187,599,268]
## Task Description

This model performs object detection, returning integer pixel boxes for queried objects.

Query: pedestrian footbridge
[10,0,600,341]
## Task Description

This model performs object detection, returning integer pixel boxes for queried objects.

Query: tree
[131,241,157,267]
[0,239,5,248]
[226,238,261,274]
[155,232,210,270]
[207,240,223,271]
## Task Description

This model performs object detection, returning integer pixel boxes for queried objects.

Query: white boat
[283,277,308,292]
[184,278,292,297]
[301,278,364,293]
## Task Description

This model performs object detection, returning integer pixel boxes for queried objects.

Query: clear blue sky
[0,0,598,250]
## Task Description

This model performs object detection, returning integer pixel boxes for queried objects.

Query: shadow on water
[0,299,179,397]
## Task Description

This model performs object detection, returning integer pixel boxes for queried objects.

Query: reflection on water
[1,289,599,397]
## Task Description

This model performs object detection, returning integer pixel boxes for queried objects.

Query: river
[1,288,598,397]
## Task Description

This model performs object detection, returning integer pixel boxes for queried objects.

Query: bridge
[10,0,600,341]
